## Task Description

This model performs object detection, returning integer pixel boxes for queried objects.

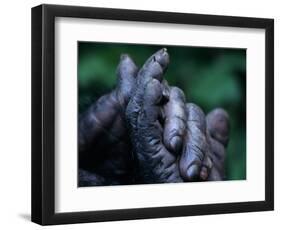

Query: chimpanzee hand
[127,78,183,183]
[78,54,138,185]
[79,49,173,185]
[79,49,171,154]
[79,54,138,153]
[126,50,230,183]
[79,48,230,186]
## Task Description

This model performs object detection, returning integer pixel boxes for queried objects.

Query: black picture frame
[31,4,274,225]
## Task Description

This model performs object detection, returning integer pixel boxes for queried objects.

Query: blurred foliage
[78,42,246,180]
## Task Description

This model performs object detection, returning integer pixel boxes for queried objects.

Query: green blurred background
[78,42,246,180]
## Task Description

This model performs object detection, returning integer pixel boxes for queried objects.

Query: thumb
[116,54,138,103]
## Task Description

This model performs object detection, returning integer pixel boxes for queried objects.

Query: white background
[0,0,279,229]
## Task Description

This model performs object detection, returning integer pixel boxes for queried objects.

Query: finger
[133,79,182,183]
[157,80,170,125]
[79,54,138,153]
[142,79,163,122]
[163,86,187,154]
[207,137,226,180]
[179,103,209,181]
[128,78,163,142]
[137,48,169,85]
[79,92,125,152]
[206,108,230,147]
[206,109,230,180]
[126,50,169,131]
[142,48,169,72]
[116,54,138,104]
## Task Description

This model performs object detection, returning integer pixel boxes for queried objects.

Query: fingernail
[154,49,169,69]
[170,136,182,153]
[186,164,200,181]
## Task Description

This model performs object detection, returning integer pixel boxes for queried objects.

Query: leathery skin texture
[78,49,230,186]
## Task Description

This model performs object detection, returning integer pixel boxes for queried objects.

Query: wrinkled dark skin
[207,108,230,180]
[125,49,183,183]
[79,49,230,186]
[79,54,138,185]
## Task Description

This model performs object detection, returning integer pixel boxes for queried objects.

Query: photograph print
[78,42,246,187]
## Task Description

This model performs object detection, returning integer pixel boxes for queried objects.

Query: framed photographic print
[31,4,274,225]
